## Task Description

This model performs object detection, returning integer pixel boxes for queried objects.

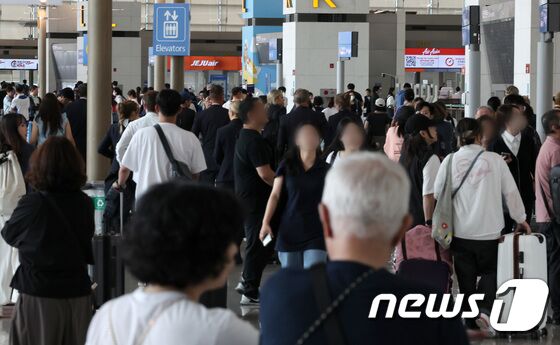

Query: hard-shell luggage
[395,225,452,293]
[92,191,126,308]
[497,231,547,336]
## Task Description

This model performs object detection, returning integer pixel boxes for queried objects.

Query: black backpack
[551,165,560,224]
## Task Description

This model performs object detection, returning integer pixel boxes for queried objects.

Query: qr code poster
[405,56,417,68]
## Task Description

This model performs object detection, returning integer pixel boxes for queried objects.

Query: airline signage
[404,48,465,70]
[0,59,38,70]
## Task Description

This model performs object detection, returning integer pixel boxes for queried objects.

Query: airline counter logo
[190,60,220,68]
[369,279,549,332]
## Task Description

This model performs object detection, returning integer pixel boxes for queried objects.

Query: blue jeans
[278,250,327,269]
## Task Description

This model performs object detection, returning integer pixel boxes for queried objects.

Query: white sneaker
[475,313,496,338]
[240,295,260,306]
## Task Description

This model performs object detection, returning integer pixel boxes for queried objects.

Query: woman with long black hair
[30,93,75,146]
[0,113,34,175]
[324,117,366,167]
[399,114,440,228]
[259,123,329,269]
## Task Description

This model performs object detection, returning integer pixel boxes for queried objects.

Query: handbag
[154,124,192,181]
[432,151,484,249]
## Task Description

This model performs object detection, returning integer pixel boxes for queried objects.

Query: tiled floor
[0,263,558,345]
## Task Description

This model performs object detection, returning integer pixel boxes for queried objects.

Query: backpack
[0,150,25,217]
[550,164,560,224]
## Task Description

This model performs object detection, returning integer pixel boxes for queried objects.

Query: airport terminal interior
[1,0,560,344]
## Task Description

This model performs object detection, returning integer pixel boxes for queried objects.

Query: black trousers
[539,222,560,320]
[200,170,218,186]
[241,212,273,299]
[451,237,498,328]
[502,202,533,235]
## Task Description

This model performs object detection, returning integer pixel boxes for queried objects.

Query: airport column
[463,4,481,118]
[170,0,185,92]
[536,1,559,141]
[37,5,47,98]
[87,0,112,179]
[154,0,166,91]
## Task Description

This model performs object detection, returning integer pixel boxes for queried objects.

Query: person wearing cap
[364,98,391,150]
[176,91,196,132]
[399,114,440,228]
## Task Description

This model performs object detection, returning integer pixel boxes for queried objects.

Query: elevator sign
[153,4,190,56]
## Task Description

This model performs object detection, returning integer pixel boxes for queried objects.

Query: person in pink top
[535,109,560,325]
[383,114,410,162]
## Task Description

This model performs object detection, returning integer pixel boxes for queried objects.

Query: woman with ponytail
[29,93,75,146]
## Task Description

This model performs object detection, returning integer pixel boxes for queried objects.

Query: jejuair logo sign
[368,279,549,332]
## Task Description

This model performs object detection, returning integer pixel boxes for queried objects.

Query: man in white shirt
[116,89,207,200]
[223,87,246,110]
[115,90,159,163]
[2,85,14,115]
[10,84,30,120]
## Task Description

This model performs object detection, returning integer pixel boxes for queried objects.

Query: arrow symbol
[171,10,179,21]
[164,10,172,20]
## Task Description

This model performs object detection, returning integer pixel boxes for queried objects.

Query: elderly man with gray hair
[259,153,469,345]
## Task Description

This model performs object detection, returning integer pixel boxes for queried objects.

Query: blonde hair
[229,100,241,116]
[267,89,283,105]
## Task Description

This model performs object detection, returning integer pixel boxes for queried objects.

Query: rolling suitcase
[92,191,126,308]
[497,231,547,336]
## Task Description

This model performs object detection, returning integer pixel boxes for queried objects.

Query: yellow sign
[286,0,293,8]
[313,0,337,8]
[241,0,247,13]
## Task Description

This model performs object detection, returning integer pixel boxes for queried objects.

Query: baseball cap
[375,98,386,108]
[404,114,436,135]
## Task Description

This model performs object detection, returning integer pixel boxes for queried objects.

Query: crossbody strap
[297,264,374,345]
[451,150,484,198]
[109,296,185,345]
[154,124,185,175]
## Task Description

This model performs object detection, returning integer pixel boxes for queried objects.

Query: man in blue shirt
[260,153,470,345]
[395,82,412,111]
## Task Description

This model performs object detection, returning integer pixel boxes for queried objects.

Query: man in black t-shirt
[260,153,470,345]
[176,92,196,132]
[234,97,275,305]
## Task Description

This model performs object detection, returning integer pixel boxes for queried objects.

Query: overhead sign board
[338,32,358,59]
[0,59,38,70]
[284,0,368,15]
[153,3,190,56]
[404,48,465,70]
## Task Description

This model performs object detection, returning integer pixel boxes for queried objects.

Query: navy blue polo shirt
[275,159,328,252]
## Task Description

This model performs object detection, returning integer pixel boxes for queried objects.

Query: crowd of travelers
[0,79,559,345]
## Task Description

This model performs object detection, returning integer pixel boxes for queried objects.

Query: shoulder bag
[154,124,192,181]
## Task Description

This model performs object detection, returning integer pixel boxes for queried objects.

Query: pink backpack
[394,225,453,272]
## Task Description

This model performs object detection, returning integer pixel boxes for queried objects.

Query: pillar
[37,6,47,97]
[466,45,481,118]
[536,32,554,141]
[87,0,112,180]
[153,0,166,91]
[513,0,539,99]
[170,0,185,92]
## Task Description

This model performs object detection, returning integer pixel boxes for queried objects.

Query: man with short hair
[234,97,275,305]
[66,83,88,162]
[223,86,246,110]
[3,85,15,115]
[117,89,207,200]
[277,88,328,155]
[116,91,159,163]
[394,88,415,122]
[192,84,230,185]
[176,91,196,132]
[535,109,560,325]
[475,106,495,119]
[260,153,469,345]
[346,83,363,115]
[11,84,31,120]
[395,82,412,110]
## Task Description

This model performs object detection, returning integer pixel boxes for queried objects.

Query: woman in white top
[322,97,337,120]
[324,117,366,166]
[86,182,259,345]
[433,118,530,333]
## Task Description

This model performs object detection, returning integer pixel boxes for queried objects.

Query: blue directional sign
[153,4,190,56]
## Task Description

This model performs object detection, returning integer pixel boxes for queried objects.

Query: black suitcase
[92,192,126,308]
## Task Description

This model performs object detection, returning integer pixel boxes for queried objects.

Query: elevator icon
[163,10,179,39]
